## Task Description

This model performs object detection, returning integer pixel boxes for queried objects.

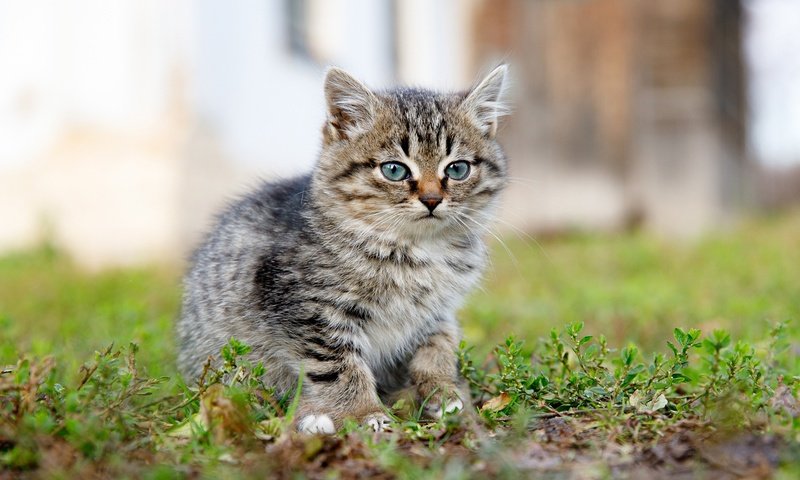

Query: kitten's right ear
[463,65,509,138]
[323,67,377,142]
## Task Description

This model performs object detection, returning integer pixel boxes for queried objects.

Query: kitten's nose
[419,193,443,213]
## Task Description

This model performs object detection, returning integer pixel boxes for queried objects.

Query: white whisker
[458,205,552,263]
[455,211,520,274]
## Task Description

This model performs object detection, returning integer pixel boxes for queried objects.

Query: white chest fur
[349,242,484,373]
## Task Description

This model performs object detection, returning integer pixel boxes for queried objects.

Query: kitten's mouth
[417,213,440,221]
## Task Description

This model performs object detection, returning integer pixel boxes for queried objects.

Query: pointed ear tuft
[463,65,509,138]
[324,67,377,142]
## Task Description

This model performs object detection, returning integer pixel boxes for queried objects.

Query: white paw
[431,398,463,419]
[297,414,336,434]
[364,413,392,432]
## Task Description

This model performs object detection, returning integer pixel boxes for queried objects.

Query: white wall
[0,0,479,266]
[745,0,800,167]
[396,0,475,89]
[0,0,192,264]
[0,0,191,166]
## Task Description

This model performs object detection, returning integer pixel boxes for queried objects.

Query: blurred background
[0,0,799,270]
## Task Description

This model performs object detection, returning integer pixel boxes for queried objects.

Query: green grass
[464,214,800,353]
[0,245,179,380]
[1,213,799,478]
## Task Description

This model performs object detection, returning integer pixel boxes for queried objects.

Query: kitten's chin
[395,213,465,240]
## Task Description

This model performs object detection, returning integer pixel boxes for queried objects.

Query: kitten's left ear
[324,67,377,142]
[463,65,509,138]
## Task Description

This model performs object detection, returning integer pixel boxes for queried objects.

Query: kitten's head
[311,66,509,242]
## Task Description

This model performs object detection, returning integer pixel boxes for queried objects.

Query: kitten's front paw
[429,397,463,419]
[297,414,336,434]
[363,413,392,432]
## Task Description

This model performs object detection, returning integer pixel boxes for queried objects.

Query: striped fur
[177,66,509,432]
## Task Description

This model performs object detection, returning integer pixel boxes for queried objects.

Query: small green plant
[1,326,797,477]
[1,343,166,468]
[460,321,798,437]
[165,337,290,447]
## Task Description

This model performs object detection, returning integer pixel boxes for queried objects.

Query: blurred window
[285,0,342,65]
[286,0,312,60]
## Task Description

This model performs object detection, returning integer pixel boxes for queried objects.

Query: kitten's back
[177,174,313,378]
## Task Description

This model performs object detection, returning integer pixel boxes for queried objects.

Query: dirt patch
[0,417,791,478]
[498,418,785,479]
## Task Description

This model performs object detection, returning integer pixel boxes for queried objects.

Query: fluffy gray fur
[177,65,509,433]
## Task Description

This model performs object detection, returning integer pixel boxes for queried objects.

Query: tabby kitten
[177,65,509,433]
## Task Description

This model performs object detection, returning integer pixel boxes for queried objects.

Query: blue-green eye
[380,162,410,181]
[445,161,471,180]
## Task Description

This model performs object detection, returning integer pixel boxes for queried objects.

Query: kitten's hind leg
[297,414,336,434]
[295,352,388,433]
[364,412,392,432]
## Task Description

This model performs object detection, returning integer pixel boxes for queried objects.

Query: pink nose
[419,193,443,213]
